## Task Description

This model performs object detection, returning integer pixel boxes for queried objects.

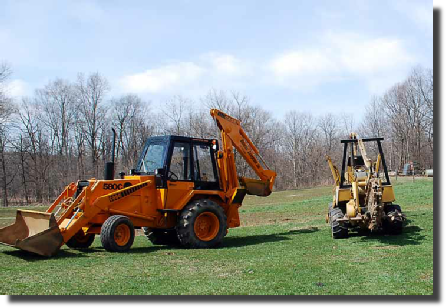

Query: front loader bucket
[0,210,63,257]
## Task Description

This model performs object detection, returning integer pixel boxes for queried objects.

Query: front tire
[66,230,95,249]
[326,203,333,223]
[330,207,348,239]
[383,204,404,235]
[100,215,135,252]
[177,199,227,248]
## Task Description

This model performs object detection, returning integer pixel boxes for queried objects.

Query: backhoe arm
[326,155,340,186]
[210,109,276,197]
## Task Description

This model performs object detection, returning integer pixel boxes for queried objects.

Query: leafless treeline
[0,64,433,206]
[359,67,434,172]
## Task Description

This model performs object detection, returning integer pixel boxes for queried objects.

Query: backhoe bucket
[0,210,63,257]
[241,178,272,197]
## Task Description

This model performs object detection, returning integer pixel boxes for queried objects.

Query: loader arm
[0,180,153,256]
[210,109,276,197]
[56,180,152,243]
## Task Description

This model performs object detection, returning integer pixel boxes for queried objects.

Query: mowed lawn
[0,178,434,295]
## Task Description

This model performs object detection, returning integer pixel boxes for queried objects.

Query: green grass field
[0,178,434,295]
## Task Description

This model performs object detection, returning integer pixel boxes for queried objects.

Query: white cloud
[268,32,415,92]
[120,53,248,94]
[202,53,244,75]
[392,0,433,34]
[330,33,414,73]
[121,62,205,93]
[269,50,341,90]
[270,51,338,77]
[120,33,415,97]
[6,79,28,97]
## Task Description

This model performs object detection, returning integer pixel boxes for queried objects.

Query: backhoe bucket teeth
[0,210,63,257]
[241,178,272,197]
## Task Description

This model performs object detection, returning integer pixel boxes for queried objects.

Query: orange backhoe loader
[0,109,276,256]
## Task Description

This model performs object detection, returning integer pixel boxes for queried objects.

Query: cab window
[169,142,191,180]
[193,144,217,182]
[137,142,167,174]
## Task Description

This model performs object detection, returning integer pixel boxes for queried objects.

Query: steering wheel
[168,171,179,181]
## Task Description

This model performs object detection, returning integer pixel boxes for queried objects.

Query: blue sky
[0,0,433,118]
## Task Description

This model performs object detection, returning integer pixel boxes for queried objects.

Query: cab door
[192,141,220,190]
[165,140,194,209]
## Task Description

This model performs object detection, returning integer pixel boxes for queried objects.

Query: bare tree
[0,62,12,119]
[358,96,388,138]
[318,113,339,155]
[284,111,319,188]
[375,67,433,171]
[161,95,190,135]
[17,99,52,203]
[76,73,110,178]
[0,62,12,85]
[339,112,356,138]
[36,79,76,156]
[0,65,434,204]
[110,94,154,171]
[0,62,15,207]
[201,89,233,113]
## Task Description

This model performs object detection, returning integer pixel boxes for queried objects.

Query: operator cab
[347,155,368,181]
[340,137,391,188]
[132,135,220,190]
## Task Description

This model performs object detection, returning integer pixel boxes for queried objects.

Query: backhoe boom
[210,109,276,197]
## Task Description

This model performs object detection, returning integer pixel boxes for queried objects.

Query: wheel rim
[194,212,219,241]
[114,224,131,246]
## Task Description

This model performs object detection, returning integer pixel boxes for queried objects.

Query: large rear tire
[177,199,227,248]
[330,207,348,239]
[100,215,135,252]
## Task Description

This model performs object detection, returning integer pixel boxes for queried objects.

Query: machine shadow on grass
[3,248,88,262]
[3,244,168,260]
[348,221,424,246]
[4,223,422,260]
[221,226,320,248]
[1,227,321,260]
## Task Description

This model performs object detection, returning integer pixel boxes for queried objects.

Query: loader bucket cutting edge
[0,210,63,257]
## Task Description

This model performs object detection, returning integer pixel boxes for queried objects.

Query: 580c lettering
[103,183,123,190]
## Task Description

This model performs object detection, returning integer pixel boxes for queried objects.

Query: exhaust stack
[104,128,116,180]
